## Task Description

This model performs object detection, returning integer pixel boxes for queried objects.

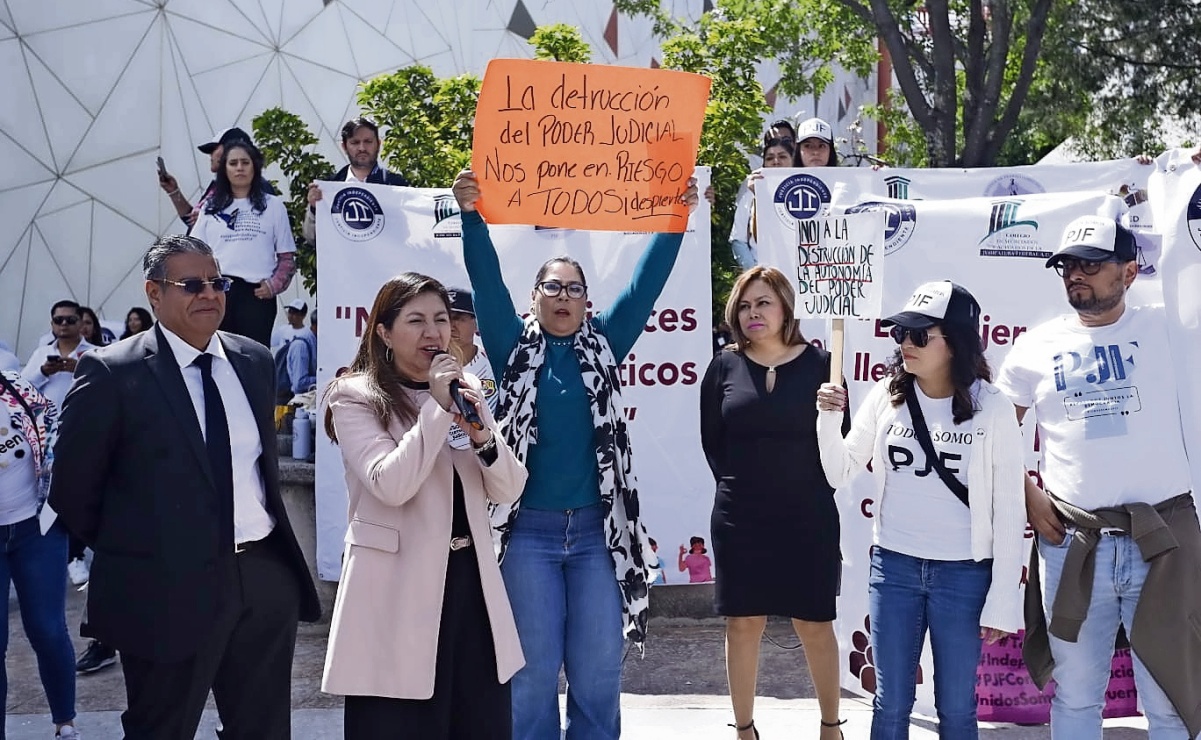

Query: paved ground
[6,586,1151,738]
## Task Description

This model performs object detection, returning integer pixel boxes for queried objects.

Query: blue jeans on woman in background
[501,504,624,740]
[868,546,991,739]
[1,517,77,731]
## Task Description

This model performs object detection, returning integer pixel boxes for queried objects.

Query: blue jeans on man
[1,517,77,729]
[501,503,624,740]
[868,546,992,739]
[1039,529,1192,739]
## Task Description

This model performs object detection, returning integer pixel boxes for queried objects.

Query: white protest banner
[313,171,713,587]
[756,165,1154,721]
[794,212,885,320]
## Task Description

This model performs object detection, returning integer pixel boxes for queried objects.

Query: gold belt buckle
[450,536,472,551]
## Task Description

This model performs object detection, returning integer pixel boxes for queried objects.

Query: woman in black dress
[700,266,846,740]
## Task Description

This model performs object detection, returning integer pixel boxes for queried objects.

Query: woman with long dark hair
[120,307,153,340]
[321,273,526,738]
[189,139,296,347]
[77,307,111,347]
[816,281,1026,739]
[452,169,699,740]
[701,266,847,739]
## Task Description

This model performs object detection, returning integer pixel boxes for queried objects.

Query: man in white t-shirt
[445,287,496,450]
[996,216,1200,739]
[270,299,308,353]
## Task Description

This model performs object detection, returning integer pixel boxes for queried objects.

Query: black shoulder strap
[904,384,970,508]
[0,373,39,435]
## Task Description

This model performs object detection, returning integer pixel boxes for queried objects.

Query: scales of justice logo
[978,199,1046,259]
[331,187,385,242]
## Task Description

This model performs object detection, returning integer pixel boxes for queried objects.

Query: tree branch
[964,0,1013,165]
[985,0,1053,163]
[851,0,937,139]
[924,0,959,165]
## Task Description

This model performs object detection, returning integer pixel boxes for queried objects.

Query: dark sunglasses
[1052,257,1120,277]
[536,280,587,299]
[52,315,80,325]
[889,326,947,348]
[158,277,234,295]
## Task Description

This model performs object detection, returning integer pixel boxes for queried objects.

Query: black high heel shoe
[728,720,759,739]
[821,718,846,738]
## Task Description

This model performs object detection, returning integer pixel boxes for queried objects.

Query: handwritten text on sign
[794,212,886,318]
[471,59,710,232]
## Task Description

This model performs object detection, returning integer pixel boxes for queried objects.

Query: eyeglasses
[889,326,947,348]
[1052,257,1120,277]
[536,281,587,299]
[52,315,80,326]
[158,277,234,294]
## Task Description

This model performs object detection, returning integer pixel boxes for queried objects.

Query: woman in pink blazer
[321,272,527,738]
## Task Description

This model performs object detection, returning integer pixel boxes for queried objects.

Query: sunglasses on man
[889,326,948,348]
[158,277,234,294]
[1051,256,1123,277]
[52,315,79,326]
[536,281,587,299]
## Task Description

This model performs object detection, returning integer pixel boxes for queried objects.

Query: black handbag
[904,383,970,508]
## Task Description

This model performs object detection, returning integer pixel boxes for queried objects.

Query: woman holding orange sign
[453,169,699,740]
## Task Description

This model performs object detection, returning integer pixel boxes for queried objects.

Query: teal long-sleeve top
[461,210,684,510]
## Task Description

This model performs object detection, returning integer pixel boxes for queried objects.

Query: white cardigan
[817,378,1027,634]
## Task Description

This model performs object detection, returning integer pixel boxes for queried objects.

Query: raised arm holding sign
[470,59,709,232]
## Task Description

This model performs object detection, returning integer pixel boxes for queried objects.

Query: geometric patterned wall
[0,0,874,358]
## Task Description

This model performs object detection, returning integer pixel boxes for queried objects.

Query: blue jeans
[1039,529,1192,739]
[502,504,623,740]
[1,517,76,727]
[868,546,991,739]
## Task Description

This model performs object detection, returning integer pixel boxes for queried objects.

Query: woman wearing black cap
[815,281,1026,739]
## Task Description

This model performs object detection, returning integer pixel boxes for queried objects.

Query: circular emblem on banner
[982,174,1045,197]
[1188,183,1201,252]
[773,174,832,227]
[331,187,385,242]
[845,201,918,255]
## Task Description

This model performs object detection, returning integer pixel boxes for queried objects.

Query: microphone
[434,351,484,430]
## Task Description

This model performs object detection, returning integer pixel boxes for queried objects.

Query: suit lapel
[144,327,215,490]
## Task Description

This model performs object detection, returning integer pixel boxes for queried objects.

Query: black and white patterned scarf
[489,317,655,646]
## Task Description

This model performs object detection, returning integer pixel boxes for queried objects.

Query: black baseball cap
[881,281,982,331]
[1045,216,1138,268]
[198,127,251,154]
[447,287,474,316]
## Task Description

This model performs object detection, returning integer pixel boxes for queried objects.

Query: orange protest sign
[471,59,710,232]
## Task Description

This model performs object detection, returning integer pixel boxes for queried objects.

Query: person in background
[49,234,320,738]
[446,287,498,450]
[271,299,308,351]
[120,307,153,341]
[648,538,666,585]
[0,371,79,739]
[321,273,526,739]
[188,139,297,348]
[794,117,839,168]
[302,117,410,247]
[729,135,799,270]
[817,281,1025,740]
[453,169,699,740]
[677,537,713,584]
[701,266,847,740]
[998,217,1201,739]
[77,308,113,347]
[284,308,317,399]
[156,127,277,230]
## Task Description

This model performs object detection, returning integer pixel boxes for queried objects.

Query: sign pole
[829,318,845,383]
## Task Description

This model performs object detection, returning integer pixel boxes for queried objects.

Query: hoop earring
[385,346,393,363]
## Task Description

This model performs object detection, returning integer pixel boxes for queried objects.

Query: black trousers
[220,276,277,348]
[118,537,301,740]
[343,547,511,739]
[67,533,86,562]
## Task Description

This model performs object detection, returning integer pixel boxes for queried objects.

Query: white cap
[1046,216,1137,268]
[285,299,308,312]
[795,117,833,144]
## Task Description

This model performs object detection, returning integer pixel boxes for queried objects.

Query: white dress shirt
[159,326,275,545]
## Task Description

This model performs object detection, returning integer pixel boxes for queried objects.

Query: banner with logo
[312,172,713,587]
[754,160,1171,721]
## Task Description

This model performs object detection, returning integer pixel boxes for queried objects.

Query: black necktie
[193,353,234,551]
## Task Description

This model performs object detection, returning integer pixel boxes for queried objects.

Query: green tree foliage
[530,23,594,62]
[616,0,878,321]
[252,108,333,293]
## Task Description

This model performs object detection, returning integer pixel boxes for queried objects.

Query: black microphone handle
[448,378,485,430]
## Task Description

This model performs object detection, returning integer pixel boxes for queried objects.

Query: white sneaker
[67,558,89,586]
[56,724,80,738]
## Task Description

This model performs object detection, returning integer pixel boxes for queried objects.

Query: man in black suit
[49,234,320,739]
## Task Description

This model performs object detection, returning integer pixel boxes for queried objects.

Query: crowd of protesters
[2,110,1199,740]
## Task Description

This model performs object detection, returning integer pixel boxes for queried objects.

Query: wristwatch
[472,433,498,466]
